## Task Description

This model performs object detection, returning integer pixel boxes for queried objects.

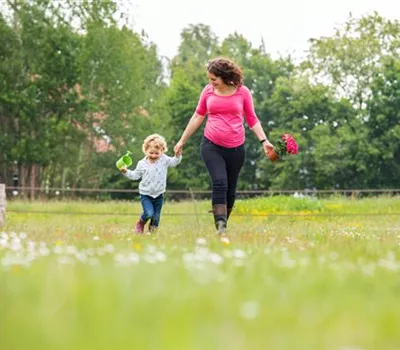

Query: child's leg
[149,194,163,231]
[136,195,154,233]
[140,195,155,222]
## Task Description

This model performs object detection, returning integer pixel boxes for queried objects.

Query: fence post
[0,184,5,226]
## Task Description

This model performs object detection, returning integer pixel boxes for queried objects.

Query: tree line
[0,0,399,199]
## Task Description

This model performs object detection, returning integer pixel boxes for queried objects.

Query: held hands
[174,140,184,156]
[262,140,274,158]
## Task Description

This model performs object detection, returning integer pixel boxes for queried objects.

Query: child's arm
[165,154,182,168]
[121,161,143,181]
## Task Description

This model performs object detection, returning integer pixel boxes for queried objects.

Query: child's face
[145,143,163,161]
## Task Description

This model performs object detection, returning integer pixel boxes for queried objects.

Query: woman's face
[207,72,225,89]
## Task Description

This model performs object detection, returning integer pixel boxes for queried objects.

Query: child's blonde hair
[142,133,168,154]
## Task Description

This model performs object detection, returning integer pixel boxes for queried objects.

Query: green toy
[115,151,133,170]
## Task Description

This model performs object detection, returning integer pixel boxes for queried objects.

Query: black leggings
[200,136,245,208]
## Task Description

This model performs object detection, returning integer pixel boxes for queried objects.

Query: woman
[174,57,274,234]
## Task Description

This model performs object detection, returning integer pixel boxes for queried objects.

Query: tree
[366,58,400,188]
[165,24,218,190]
[259,75,357,190]
[0,0,166,198]
[78,22,165,192]
[1,0,89,198]
[305,12,400,110]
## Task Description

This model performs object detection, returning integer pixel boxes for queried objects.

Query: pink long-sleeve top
[195,84,260,148]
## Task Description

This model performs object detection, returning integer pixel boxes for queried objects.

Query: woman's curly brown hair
[206,57,244,87]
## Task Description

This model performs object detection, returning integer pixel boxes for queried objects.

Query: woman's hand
[262,140,274,157]
[174,140,184,156]
[120,167,128,174]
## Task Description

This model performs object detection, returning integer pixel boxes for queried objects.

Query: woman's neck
[214,84,237,96]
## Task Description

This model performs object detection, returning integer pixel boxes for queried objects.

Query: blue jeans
[140,194,164,228]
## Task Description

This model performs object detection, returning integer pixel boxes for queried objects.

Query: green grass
[1,196,400,350]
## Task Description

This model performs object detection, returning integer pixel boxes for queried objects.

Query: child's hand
[120,167,128,174]
[174,141,184,156]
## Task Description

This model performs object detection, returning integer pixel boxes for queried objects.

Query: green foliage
[366,58,400,187]
[165,65,209,189]
[305,12,400,108]
[0,5,399,192]
[165,24,217,189]
[0,0,165,192]
[239,195,323,213]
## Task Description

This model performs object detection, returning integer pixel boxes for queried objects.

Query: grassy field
[1,196,400,350]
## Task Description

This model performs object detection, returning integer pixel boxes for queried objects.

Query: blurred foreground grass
[1,196,400,350]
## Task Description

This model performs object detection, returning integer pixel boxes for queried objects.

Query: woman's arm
[174,112,206,155]
[251,121,274,157]
[242,86,274,155]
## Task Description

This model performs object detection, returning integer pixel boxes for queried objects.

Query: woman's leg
[200,138,228,232]
[200,138,228,205]
[224,144,245,220]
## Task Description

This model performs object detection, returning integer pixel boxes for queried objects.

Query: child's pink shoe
[135,218,146,234]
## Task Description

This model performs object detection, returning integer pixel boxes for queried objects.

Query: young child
[120,133,182,233]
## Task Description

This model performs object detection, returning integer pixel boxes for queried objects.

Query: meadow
[1,195,400,350]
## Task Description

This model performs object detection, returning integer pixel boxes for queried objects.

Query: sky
[129,0,398,61]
